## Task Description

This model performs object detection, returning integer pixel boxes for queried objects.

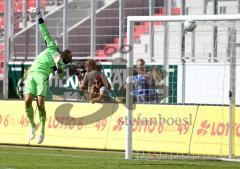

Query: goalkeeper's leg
[25,94,35,128]
[35,73,48,144]
[37,96,46,144]
[24,74,37,129]
[25,93,37,140]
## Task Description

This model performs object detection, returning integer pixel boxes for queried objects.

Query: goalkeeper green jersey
[29,22,65,76]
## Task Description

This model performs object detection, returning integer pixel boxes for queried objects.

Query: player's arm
[53,53,65,79]
[79,74,88,91]
[90,88,104,103]
[89,86,98,100]
[57,69,65,79]
[29,7,57,48]
[101,74,112,90]
[91,95,103,103]
[38,18,57,48]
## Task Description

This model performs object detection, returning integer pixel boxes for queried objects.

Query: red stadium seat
[134,25,149,34]
[124,31,140,41]
[113,37,127,44]
[155,8,164,15]
[0,44,4,52]
[104,43,118,55]
[155,7,180,15]
[96,43,119,59]
[28,0,36,8]
[96,49,111,61]
[0,17,4,30]
[142,22,150,26]
[96,49,105,57]
[0,68,4,74]
[0,0,47,13]
[133,32,141,40]
[0,0,4,14]
[172,7,180,15]
[14,1,23,13]
[28,0,47,9]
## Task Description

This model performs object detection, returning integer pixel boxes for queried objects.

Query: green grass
[0,145,239,169]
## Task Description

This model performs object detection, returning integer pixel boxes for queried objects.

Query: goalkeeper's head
[61,49,72,64]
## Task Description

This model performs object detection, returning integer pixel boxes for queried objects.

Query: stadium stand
[5,0,180,65]
[0,0,181,80]
[95,5,180,59]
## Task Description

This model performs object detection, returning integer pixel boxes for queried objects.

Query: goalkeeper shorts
[24,72,49,97]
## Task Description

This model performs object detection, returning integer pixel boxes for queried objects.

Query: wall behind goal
[177,63,240,105]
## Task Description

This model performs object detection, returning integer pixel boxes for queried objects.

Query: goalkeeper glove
[29,7,41,19]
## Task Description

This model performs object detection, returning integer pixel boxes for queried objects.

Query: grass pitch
[0,145,239,169]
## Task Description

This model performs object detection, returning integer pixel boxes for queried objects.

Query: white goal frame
[125,14,240,160]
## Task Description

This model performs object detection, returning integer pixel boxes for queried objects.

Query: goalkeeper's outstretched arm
[29,7,57,48]
[38,18,57,48]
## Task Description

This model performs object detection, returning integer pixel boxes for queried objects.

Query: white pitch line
[0,151,123,160]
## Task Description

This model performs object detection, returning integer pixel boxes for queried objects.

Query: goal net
[125,15,240,160]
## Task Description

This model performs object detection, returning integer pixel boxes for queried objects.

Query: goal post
[125,14,240,160]
[125,19,134,160]
[229,27,237,159]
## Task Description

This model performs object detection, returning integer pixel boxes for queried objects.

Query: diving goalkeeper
[24,8,72,144]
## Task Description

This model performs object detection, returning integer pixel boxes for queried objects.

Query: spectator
[79,59,111,96]
[89,76,112,103]
[133,58,158,104]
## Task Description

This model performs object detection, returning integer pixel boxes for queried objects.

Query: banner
[8,63,178,103]
[0,100,239,156]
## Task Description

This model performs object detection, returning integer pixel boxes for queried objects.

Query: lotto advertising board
[0,100,239,156]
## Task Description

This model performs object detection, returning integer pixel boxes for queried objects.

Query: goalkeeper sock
[38,107,46,135]
[26,105,35,129]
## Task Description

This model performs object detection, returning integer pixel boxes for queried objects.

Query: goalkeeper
[24,8,72,144]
